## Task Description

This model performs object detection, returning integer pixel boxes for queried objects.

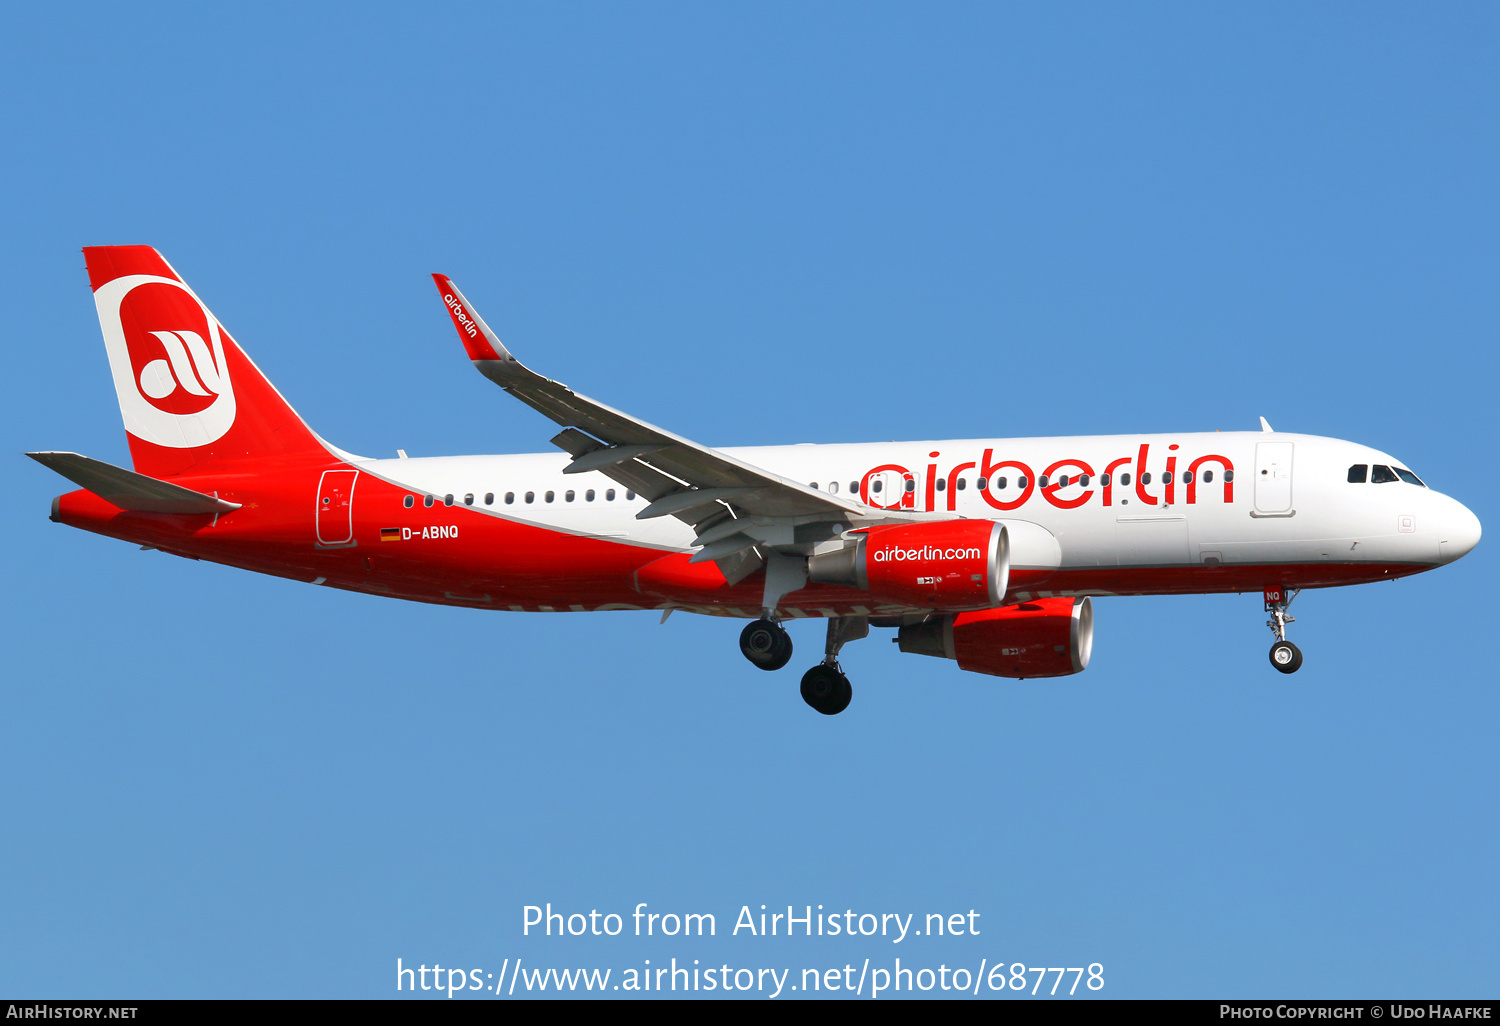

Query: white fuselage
[348,430,1480,596]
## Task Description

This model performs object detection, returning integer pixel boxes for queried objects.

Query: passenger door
[1254,442,1294,514]
[316,469,359,547]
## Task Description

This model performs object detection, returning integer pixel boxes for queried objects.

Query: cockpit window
[1371,465,1398,484]
[1347,464,1368,483]
[1394,468,1426,487]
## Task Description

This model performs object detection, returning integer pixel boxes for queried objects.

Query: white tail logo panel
[95,274,237,448]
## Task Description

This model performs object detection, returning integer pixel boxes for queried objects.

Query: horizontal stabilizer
[26,451,240,514]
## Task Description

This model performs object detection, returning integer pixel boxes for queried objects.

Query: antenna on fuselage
[1259,417,1274,432]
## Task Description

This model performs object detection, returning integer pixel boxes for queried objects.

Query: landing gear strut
[740,618,792,671]
[1264,587,1303,674]
[799,616,867,715]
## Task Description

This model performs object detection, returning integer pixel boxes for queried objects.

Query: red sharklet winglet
[431,274,507,363]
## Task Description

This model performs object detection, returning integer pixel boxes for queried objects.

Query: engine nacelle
[896,596,1094,678]
[808,520,1008,611]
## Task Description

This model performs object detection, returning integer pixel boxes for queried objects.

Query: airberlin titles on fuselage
[859,442,1232,512]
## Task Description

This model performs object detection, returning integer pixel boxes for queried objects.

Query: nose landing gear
[1264,587,1303,674]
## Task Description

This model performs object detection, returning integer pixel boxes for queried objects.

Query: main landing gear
[739,615,869,715]
[740,618,793,671]
[1265,587,1303,674]
[799,616,868,716]
[800,664,851,716]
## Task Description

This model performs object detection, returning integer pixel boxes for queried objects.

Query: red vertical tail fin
[83,246,329,479]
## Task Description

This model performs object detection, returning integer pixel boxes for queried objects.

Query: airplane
[30,246,1482,714]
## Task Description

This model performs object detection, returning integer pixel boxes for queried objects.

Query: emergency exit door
[316,469,359,546]
[866,469,910,510]
[1254,442,1294,514]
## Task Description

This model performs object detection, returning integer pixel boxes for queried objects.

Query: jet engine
[808,520,1008,611]
[895,596,1094,678]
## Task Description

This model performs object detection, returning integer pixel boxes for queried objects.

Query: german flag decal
[380,527,402,542]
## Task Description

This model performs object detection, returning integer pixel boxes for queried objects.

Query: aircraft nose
[1437,498,1482,564]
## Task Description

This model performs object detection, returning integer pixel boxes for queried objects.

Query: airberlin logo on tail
[138,330,227,400]
[94,274,237,448]
[444,293,478,338]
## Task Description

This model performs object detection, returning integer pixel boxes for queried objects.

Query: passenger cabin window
[1141,472,1152,485]
[977,477,987,490]
[872,480,883,493]
[424,495,435,508]
[626,490,635,500]
[606,489,616,501]
[1371,465,1398,484]
[444,494,454,506]
[505,492,515,504]
[1017,476,1028,489]
[1079,475,1090,487]
[848,481,858,493]
[957,478,967,490]
[525,491,535,503]
[1181,471,1191,484]
[586,489,595,501]
[1224,470,1234,482]
[829,481,839,494]
[484,492,494,505]
[905,478,915,492]
[1100,474,1110,487]
[1394,468,1426,487]
[545,491,555,503]
[936,478,946,491]
[403,495,414,508]
[1039,475,1050,488]
[1120,473,1130,486]
[464,493,474,505]
[1348,464,1368,483]
[1203,470,1213,483]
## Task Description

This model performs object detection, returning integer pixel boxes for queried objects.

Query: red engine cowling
[896,596,1093,678]
[808,520,1008,611]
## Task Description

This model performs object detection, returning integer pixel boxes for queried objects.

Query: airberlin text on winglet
[443,292,479,338]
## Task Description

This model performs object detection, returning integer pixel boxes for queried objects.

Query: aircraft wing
[431,275,927,581]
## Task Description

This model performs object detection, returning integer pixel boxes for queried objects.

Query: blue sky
[1,2,1495,999]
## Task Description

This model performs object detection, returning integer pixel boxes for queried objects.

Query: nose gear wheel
[1269,640,1303,673]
